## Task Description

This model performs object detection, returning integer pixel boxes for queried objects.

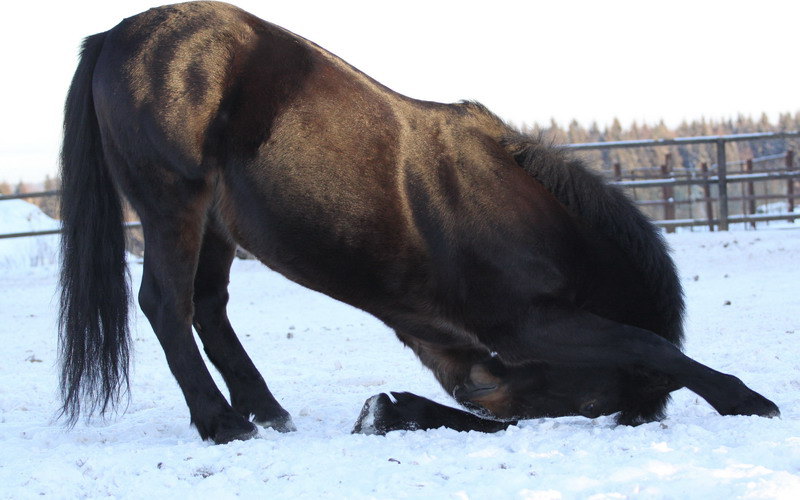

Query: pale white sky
[1,0,798,183]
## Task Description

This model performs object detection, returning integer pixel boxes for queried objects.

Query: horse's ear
[499,135,545,169]
[499,136,530,165]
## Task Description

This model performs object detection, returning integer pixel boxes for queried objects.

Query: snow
[0,200,59,268]
[1,202,799,498]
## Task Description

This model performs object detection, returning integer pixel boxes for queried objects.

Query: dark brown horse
[59,1,778,444]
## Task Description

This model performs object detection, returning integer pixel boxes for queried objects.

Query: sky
[1,0,798,183]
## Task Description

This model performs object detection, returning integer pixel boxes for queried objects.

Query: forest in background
[525,111,800,176]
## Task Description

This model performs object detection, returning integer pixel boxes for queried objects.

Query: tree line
[525,111,800,175]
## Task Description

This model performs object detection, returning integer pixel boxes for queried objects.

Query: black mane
[504,134,685,347]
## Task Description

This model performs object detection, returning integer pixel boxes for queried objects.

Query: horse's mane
[501,132,685,347]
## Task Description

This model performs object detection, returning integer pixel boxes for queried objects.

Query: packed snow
[1,201,799,499]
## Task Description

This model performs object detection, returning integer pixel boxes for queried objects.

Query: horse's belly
[217,161,427,311]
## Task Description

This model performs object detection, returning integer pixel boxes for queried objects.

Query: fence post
[613,162,622,181]
[787,150,795,223]
[745,158,756,228]
[701,162,714,231]
[716,139,729,231]
[661,153,675,233]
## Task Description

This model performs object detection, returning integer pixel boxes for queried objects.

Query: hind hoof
[212,419,259,445]
[255,412,297,433]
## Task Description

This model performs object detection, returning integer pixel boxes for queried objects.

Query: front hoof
[352,393,391,435]
[726,392,780,418]
[352,393,419,435]
[212,419,259,445]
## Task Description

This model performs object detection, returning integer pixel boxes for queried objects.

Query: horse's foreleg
[138,211,257,444]
[350,332,510,434]
[352,392,514,435]
[192,220,295,432]
[483,302,779,419]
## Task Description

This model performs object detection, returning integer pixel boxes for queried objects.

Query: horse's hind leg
[135,189,257,444]
[192,219,295,432]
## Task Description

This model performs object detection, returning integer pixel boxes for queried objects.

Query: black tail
[59,32,131,424]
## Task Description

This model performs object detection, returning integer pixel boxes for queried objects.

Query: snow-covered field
[1,202,799,499]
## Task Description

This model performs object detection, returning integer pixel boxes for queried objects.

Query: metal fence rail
[0,189,143,240]
[0,190,59,201]
[0,221,142,240]
[2,131,799,238]
[614,170,800,189]
[562,131,800,151]
[565,131,800,231]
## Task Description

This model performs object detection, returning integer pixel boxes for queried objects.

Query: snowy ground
[1,210,799,498]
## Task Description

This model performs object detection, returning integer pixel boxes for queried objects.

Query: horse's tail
[503,135,685,348]
[59,32,131,424]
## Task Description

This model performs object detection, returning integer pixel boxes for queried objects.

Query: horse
[58,1,779,444]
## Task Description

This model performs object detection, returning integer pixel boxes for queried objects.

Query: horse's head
[453,357,673,421]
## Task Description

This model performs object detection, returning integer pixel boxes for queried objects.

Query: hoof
[254,412,297,433]
[352,393,391,435]
[352,392,425,435]
[212,419,259,445]
[726,392,780,419]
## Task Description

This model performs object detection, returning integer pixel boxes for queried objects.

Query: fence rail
[613,170,800,189]
[562,131,800,151]
[0,221,142,240]
[566,131,800,231]
[2,131,799,239]
[0,190,60,201]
